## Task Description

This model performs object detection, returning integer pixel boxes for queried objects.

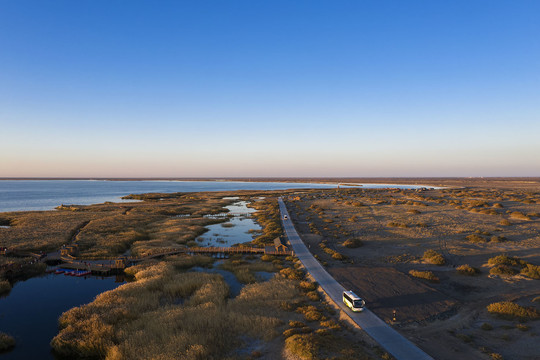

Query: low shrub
[516,324,529,331]
[387,221,408,228]
[285,334,318,360]
[499,219,512,226]
[456,264,480,276]
[331,252,346,260]
[487,255,526,268]
[423,250,445,265]
[342,238,363,248]
[283,327,312,338]
[409,270,439,283]
[261,254,275,262]
[490,236,507,243]
[288,320,305,328]
[487,301,540,321]
[320,319,340,330]
[466,234,486,243]
[490,265,518,276]
[510,211,531,221]
[520,264,540,279]
[0,332,15,352]
[296,305,325,322]
[306,291,320,301]
[299,281,317,292]
[280,268,304,280]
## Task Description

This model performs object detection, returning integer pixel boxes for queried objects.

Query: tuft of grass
[342,238,363,248]
[487,301,540,321]
[456,333,473,343]
[481,323,493,331]
[387,221,408,228]
[457,264,480,276]
[0,332,15,352]
[499,219,512,226]
[516,324,529,331]
[423,250,445,265]
[409,270,439,283]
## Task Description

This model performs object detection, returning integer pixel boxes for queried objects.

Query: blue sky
[1,1,539,177]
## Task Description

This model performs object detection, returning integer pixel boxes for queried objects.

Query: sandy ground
[285,184,540,360]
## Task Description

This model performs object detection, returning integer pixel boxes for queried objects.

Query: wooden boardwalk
[53,245,294,273]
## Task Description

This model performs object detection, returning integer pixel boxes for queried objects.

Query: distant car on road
[343,290,365,312]
[284,215,288,220]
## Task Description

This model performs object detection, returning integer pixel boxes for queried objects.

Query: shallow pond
[0,273,124,359]
[198,200,260,247]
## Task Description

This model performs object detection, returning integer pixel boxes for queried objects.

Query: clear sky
[1,1,539,178]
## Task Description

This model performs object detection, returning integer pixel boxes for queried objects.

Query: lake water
[0,180,428,213]
[198,199,260,247]
[0,274,124,359]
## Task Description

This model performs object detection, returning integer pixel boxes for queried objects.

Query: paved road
[278,198,434,360]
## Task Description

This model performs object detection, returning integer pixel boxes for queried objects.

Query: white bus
[343,290,365,312]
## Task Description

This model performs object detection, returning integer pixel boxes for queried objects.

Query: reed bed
[51,261,301,359]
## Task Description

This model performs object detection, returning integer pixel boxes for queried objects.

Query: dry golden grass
[219,258,276,284]
[51,261,302,359]
[456,264,480,276]
[409,270,439,283]
[0,194,232,257]
[423,250,446,265]
[486,301,540,321]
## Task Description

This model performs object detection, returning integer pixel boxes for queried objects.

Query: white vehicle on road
[284,215,288,220]
[343,290,365,312]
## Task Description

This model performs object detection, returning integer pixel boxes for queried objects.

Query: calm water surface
[0,180,428,212]
[0,274,124,359]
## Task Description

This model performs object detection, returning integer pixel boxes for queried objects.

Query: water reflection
[0,274,124,359]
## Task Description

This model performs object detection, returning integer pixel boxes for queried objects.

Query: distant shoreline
[0,177,539,189]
